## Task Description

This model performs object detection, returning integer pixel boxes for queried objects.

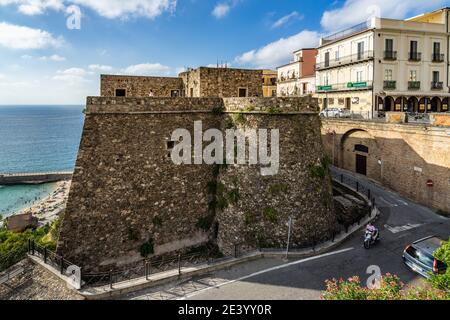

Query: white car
[320,108,351,118]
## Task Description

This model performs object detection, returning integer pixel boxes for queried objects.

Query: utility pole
[285,217,293,259]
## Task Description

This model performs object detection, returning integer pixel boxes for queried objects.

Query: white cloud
[21,54,33,59]
[235,30,319,69]
[71,0,176,19]
[89,64,113,72]
[321,0,449,32]
[271,11,303,29]
[212,3,230,18]
[0,0,177,19]
[121,63,171,76]
[53,67,91,83]
[0,73,5,79]
[0,22,64,49]
[0,0,64,15]
[39,54,66,61]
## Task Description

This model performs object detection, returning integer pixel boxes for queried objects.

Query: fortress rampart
[58,96,337,272]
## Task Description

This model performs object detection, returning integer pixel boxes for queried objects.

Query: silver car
[403,236,447,279]
[319,108,351,118]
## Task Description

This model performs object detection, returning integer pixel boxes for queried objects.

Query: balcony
[408,81,421,90]
[384,51,397,60]
[408,52,422,62]
[432,53,445,63]
[431,81,444,90]
[316,51,374,71]
[383,81,396,90]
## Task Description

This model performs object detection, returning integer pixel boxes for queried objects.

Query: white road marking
[379,197,398,207]
[178,247,355,300]
[384,223,423,234]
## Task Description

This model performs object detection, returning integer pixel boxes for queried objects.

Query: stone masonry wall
[101,75,183,97]
[322,119,450,213]
[58,96,337,272]
[180,67,263,98]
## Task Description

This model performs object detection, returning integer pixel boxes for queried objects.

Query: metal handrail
[316,51,374,70]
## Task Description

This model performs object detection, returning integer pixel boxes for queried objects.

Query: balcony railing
[384,51,397,60]
[322,22,370,44]
[383,81,396,90]
[316,51,374,70]
[409,52,422,61]
[408,81,421,90]
[432,53,445,63]
[431,81,444,90]
[317,81,373,92]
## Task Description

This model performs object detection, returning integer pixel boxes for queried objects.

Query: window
[190,88,194,97]
[433,42,441,55]
[385,39,393,52]
[324,74,329,86]
[115,89,126,97]
[238,88,247,97]
[324,52,330,67]
[433,71,440,83]
[410,41,418,53]
[385,69,393,81]
[409,70,417,81]
[355,144,369,153]
[356,71,363,83]
[357,42,364,59]
[335,50,340,61]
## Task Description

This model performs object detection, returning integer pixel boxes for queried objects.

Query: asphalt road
[125,167,450,300]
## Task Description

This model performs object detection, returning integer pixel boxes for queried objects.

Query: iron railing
[384,51,397,60]
[322,22,370,43]
[409,52,422,61]
[383,80,396,89]
[316,51,374,70]
[408,81,421,90]
[431,81,444,90]
[406,112,431,124]
[432,53,445,63]
[0,246,28,273]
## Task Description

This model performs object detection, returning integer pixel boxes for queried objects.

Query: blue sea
[0,105,85,217]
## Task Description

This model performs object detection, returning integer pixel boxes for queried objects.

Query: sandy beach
[18,180,71,226]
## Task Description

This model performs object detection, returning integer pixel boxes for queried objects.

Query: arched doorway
[406,97,419,113]
[394,97,403,111]
[431,97,442,112]
[442,98,449,112]
[418,97,427,113]
[340,129,380,179]
[384,96,394,111]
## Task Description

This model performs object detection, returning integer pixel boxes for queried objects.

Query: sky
[0,0,449,104]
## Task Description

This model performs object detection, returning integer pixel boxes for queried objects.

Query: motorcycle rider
[366,223,379,241]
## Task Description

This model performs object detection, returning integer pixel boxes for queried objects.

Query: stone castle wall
[100,75,183,97]
[180,67,263,98]
[322,119,450,213]
[58,97,337,271]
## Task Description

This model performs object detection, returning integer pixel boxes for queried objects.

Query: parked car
[319,108,351,118]
[403,236,447,279]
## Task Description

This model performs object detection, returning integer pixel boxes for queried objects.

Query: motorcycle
[363,229,380,249]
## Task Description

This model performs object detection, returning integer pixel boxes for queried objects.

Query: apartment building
[277,48,317,97]
[262,70,277,97]
[316,9,450,117]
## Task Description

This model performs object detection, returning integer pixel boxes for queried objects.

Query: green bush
[227,188,240,205]
[263,207,278,223]
[139,239,154,257]
[232,113,246,125]
[430,237,450,291]
[196,216,214,231]
[310,156,332,179]
[323,274,449,300]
